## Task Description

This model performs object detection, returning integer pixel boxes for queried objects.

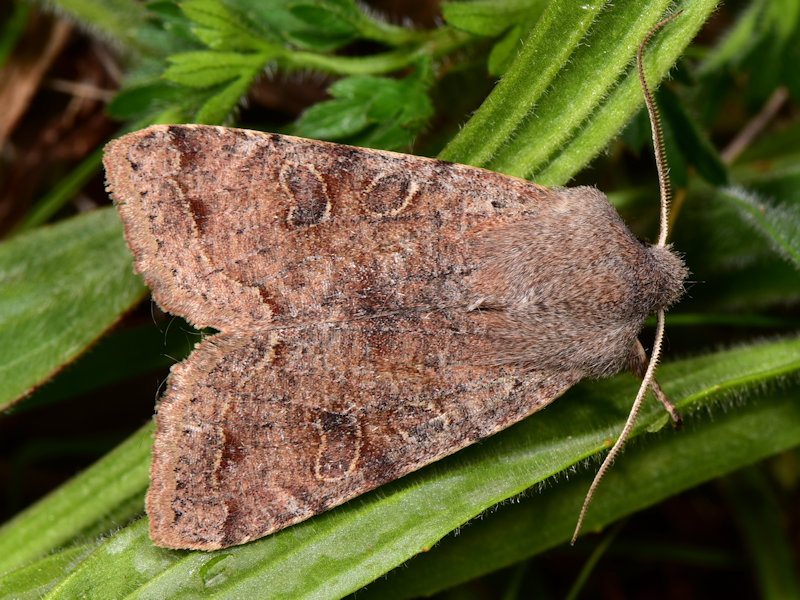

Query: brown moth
[104,19,686,551]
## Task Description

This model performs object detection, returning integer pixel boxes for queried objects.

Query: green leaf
[439,0,607,168]
[442,0,548,37]
[530,0,716,185]
[719,187,800,271]
[46,520,181,599]
[732,119,800,172]
[294,97,370,140]
[487,24,527,76]
[0,544,96,600]
[194,71,259,124]
[181,0,271,51]
[284,27,357,52]
[163,51,269,87]
[0,421,152,575]
[295,63,433,150]
[745,0,800,106]
[0,208,145,411]
[290,0,363,23]
[286,0,426,47]
[440,0,718,185]
[182,0,245,32]
[698,0,800,109]
[287,4,360,51]
[142,1,204,50]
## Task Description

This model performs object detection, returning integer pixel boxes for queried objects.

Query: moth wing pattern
[104,125,685,549]
[104,125,549,333]
[104,125,580,549]
[149,319,579,549]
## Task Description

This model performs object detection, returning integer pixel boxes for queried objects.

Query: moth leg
[629,339,682,429]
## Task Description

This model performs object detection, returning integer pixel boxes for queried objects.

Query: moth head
[646,243,688,312]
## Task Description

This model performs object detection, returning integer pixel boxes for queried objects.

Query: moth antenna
[637,11,681,248]
[571,311,666,545]
[570,12,680,545]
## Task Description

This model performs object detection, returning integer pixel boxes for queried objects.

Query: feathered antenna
[570,11,682,546]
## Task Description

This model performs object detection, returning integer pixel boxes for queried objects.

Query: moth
[104,17,686,550]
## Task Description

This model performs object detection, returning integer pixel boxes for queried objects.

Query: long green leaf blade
[484,0,675,176]
[532,0,716,185]
[439,0,607,167]
[0,422,151,575]
[0,208,145,410]
[720,187,800,270]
